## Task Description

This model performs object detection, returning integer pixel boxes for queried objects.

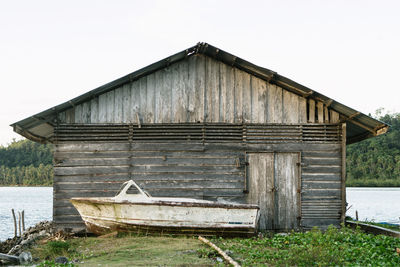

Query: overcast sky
[1,0,399,146]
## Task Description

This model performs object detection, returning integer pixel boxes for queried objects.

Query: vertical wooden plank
[57,112,66,123]
[275,153,299,230]
[82,101,91,123]
[219,62,235,123]
[317,101,324,123]
[171,62,179,122]
[78,103,85,123]
[74,104,82,123]
[283,90,299,123]
[187,56,195,122]
[188,55,203,122]
[65,108,75,123]
[258,78,267,123]
[139,77,147,123]
[246,153,274,230]
[114,87,123,123]
[330,110,339,123]
[106,90,115,123]
[298,97,307,123]
[196,55,206,122]
[324,106,329,123]
[98,93,107,123]
[122,84,132,123]
[265,154,275,230]
[154,70,162,123]
[225,64,235,123]
[161,67,172,123]
[250,76,259,123]
[90,97,99,123]
[204,57,215,122]
[241,72,251,123]
[146,73,156,123]
[131,80,140,123]
[219,62,227,122]
[267,84,283,123]
[172,60,187,122]
[341,123,347,224]
[308,99,315,123]
[181,60,189,123]
[234,68,243,123]
[210,58,220,122]
[180,59,189,123]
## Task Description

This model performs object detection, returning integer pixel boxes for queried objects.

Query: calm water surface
[0,187,399,241]
[0,187,52,242]
[346,187,400,225]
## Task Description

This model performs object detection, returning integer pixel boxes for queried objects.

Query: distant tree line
[346,110,400,186]
[0,139,53,185]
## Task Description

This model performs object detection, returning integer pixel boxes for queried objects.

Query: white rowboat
[70,180,259,236]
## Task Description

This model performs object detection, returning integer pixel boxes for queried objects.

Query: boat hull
[71,198,259,237]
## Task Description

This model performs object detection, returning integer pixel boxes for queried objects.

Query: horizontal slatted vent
[54,124,130,142]
[302,125,341,142]
[55,123,341,143]
[132,125,203,142]
[246,125,302,143]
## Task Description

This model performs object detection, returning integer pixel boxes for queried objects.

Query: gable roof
[11,42,389,144]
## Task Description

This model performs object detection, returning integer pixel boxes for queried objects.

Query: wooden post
[11,209,17,238]
[341,123,347,224]
[18,211,22,237]
[22,210,25,232]
[356,210,359,221]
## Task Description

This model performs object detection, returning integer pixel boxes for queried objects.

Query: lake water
[0,187,52,242]
[346,187,400,225]
[0,187,399,241]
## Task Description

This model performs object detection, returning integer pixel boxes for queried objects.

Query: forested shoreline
[1,111,399,186]
[0,140,53,186]
[346,111,400,186]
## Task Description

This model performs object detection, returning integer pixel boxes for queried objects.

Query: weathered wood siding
[57,55,338,125]
[53,123,343,231]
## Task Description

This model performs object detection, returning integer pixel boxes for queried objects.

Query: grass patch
[31,234,214,266]
[208,226,400,266]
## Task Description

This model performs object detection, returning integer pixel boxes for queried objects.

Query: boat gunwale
[70,197,260,210]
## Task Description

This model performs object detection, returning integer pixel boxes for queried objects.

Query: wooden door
[247,152,300,231]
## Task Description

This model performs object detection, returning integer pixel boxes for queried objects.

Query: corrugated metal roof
[10,42,389,144]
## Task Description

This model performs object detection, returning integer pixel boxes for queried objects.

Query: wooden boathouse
[11,42,389,232]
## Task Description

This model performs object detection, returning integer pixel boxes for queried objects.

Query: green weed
[210,225,400,266]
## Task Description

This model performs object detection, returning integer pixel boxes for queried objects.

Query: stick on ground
[198,236,240,267]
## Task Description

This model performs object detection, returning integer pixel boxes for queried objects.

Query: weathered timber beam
[23,115,57,129]
[272,79,313,98]
[375,125,389,135]
[348,112,360,120]
[324,99,333,107]
[13,125,50,144]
